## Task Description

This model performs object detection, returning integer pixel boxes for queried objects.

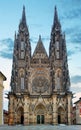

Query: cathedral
[8,6,73,125]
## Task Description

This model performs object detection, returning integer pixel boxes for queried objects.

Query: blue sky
[0,0,81,110]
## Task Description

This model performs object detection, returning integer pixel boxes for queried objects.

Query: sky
[0,0,81,110]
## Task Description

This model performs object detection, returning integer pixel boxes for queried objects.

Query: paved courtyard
[0,125,81,130]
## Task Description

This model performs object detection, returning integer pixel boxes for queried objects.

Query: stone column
[52,94,58,125]
[24,96,29,125]
[32,113,36,124]
[67,93,72,125]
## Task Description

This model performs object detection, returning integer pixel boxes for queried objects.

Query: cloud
[64,26,81,44]
[67,50,75,57]
[71,75,81,84]
[70,32,81,44]
[42,36,49,42]
[71,82,81,96]
[67,45,81,58]
[0,38,13,59]
[30,37,38,44]
[30,23,43,28]
[62,9,81,20]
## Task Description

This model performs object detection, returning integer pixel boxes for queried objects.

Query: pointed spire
[21,5,26,25]
[54,6,59,25]
[38,35,42,42]
[53,6,61,30]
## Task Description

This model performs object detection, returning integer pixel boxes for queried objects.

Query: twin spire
[54,6,59,25]
[20,5,60,30]
[20,5,27,26]
[53,6,61,30]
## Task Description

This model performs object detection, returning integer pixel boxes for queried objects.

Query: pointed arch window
[21,51,25,59]
[21,41,24,50]
[56,50,60,59]
[56,41,59,50]
[55,41,60,59]
[20,41,25,59]
[21,77,24,89]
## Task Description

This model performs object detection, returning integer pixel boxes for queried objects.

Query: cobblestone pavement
[0,125,81,130]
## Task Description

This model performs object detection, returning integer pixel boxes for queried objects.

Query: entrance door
[37,115,40,124]
[37,115,44,124]
[41,115,44,124]
[58,115,61,124]
[21,115,24,124]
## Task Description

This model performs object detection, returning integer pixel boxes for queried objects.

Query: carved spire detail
[53,6,61,31]
[21,5,26,25]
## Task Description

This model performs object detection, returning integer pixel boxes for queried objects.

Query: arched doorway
[35,104,46,124]
[58,107,65,124]
[17,107,24,124]
[37,115,44,124]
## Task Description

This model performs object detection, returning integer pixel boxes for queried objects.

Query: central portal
[37,115,44,124]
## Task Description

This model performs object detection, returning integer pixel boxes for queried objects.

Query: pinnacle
[38,35,42,42]
[52,6,61,32]
[21,5,26,25]
[54,6,59,25]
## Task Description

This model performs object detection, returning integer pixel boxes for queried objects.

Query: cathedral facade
[8,6,73,125]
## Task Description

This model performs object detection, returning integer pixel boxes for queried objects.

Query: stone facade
[8,6,73,125]
[0,71,6,125]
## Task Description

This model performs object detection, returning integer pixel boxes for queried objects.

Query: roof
[74,98,81,104]
[32,35,48,58]
[0,71,7,81]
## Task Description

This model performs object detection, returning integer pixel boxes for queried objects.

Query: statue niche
[55,69,62,90]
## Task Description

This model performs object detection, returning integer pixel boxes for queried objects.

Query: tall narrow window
[56,51,59,59]
[21,51,25,59]
[21,41,24,50]
[56,41,59,50]
[56,41,60,59]
[20,41,25,59]
[21,77,24,89]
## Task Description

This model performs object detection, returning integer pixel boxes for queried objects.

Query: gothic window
[56,50,59,59]
[21,41,24,50]
[56,41,59,50]
[21,77,24,89]
[55,41,60,59]
[21,51,25,59]
[55,69,62,90]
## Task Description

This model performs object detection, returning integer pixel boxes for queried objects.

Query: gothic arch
[34,103,47,114]
[57,106,66,124]
[16,107,24,124]
[19,68,25,77]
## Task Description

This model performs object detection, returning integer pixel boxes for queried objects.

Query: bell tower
[49,6,72,125]
[11,6,31,93]
[49,6,70,92]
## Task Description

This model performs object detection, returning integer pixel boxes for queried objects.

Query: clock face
[32,76,50,93]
